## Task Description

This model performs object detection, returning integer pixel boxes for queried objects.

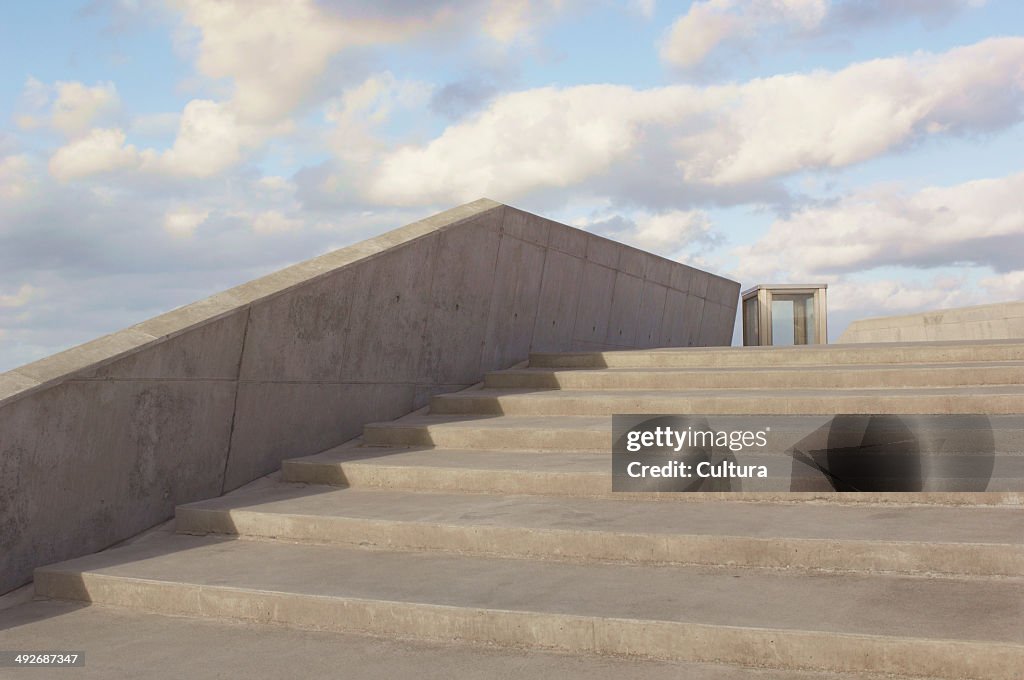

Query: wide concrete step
[429,386,1024,416]
[0,599,885,680]
[364,413,1024,454]
[283,445,1024,506]
[530,339,1024,369]
[485,362,1024,390]
[174,485,1024,577]
[35,535,1024,679]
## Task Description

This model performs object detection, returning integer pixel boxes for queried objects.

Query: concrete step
[35,534,1024,679]
[283,445,1024,506]
[174,485,1024,577]
[364,413,1024,454]
[485,362,1024,390]
[429,386,1024,416]
[0,599,893,680]
[362,414,609,449]
[530,339,1024,369]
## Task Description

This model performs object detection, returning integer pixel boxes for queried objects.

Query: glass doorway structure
[742,284,828,346]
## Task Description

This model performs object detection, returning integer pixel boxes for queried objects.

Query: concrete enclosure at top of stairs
[0,198,740,595]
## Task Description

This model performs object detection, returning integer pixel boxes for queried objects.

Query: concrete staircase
[34,340,1024,679]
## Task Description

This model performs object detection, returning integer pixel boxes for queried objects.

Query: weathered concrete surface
[284,444,1024,506]
[839,299,1024,343]
[33,534,1024,679]
[0,599,884,680]
[175,485,1024,577]
[0,199,738,594]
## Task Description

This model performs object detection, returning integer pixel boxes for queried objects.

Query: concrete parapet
[0,199,738,594]
[839,300,1024,343]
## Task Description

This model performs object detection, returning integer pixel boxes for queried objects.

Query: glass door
[770,293,816,345]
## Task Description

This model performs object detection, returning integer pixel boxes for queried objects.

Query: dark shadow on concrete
[791,415,997,493]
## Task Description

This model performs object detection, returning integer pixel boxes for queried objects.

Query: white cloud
[577,209,720,257]
[0,155,34,200]
[173,0,347,124]
[251,210,303,234]
[327,72,433,164]
[481,0,565,45]
[980,270,1024,300]
[51,81,122,137]
[151,99,288,178]
[660,0,985,69]
[362,37,1024,205]
[129,111,181,136]
[0,284,36,309]
[171,0,443,125]
[677,37,1024,185]
[826,276,975,314]
[733,170,1024,282]
[48,128,144,182]
[660,0,827,68]
[163,207,209,238]
[17,79,122,137]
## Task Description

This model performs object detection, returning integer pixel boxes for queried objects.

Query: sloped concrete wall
[839,300,1024,343]
[0,199,739,594]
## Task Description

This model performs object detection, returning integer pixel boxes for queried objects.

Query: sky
[1,0,1023,371]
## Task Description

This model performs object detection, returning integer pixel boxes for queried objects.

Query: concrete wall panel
[644,257,674,288]
[480,233,547,372]
[605,272,644,346]
[585,234,620,268]
[635,282,669,348]
[80,311,248,380]
[335,240,439,383]
[547,222,588,258]
[417,216,503,385]
[617,247,647,278]
[670,265,694,294]
[224,382,415,491]
[657,289,689,347]
[707,276,740,308]
[683,295,707,346]
[530,250,585,353]
[502,207,551,247]
[840,300,1024,343]
[0,379,233,594]
[0,198,739,594]
[689,271,710,300]
[572,263,617,345]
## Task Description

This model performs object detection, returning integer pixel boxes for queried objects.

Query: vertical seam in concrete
[220,305,252,495]
[651,281,669,347]
[414,229,443,406]
[693,297,707,347]
[478,207,507,374]
[526,244,550,353]
[567,250,585,349]
[563,255,581,349]
[659,283,675,346]
[606,270,624,348]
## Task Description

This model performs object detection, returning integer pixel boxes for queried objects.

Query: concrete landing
[33,534,1024,678]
